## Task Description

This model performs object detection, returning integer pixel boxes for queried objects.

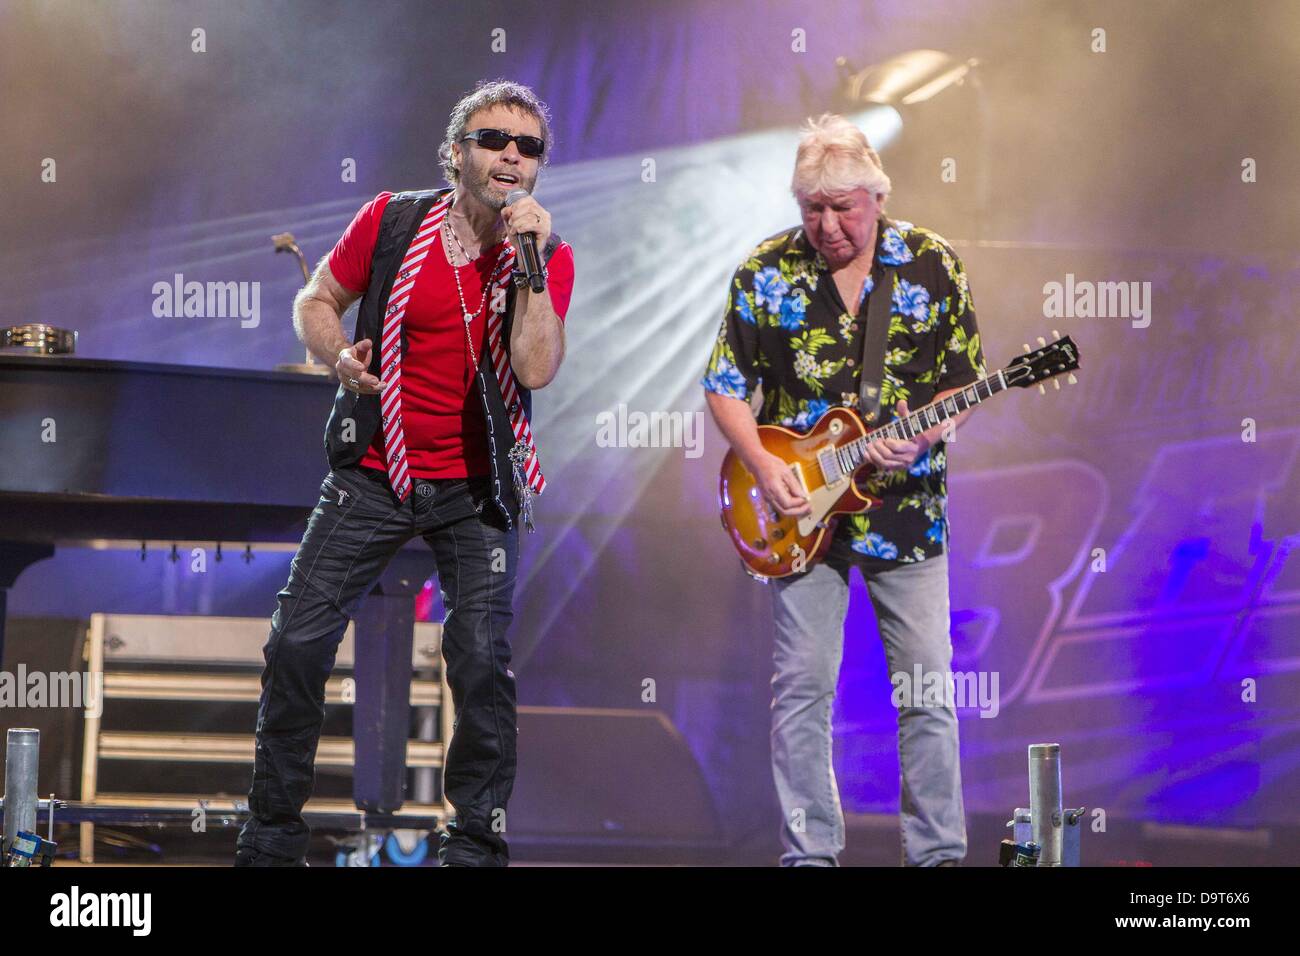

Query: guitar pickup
[816,446,844,485]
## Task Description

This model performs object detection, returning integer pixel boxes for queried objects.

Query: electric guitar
[718,334,1080,579]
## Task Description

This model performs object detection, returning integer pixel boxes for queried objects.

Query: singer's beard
[462,156,536,212]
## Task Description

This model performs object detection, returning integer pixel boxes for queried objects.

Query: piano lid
[1,356,341,542]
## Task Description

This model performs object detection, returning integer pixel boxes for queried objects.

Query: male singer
[235,79,575,867]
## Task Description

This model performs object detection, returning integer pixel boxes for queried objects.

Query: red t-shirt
[328,192,575,479]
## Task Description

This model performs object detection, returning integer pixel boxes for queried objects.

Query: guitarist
[701,113,985,867]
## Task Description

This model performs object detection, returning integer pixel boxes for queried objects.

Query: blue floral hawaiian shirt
[702,218,985,565]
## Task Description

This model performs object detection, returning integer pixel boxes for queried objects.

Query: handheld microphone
[505,189,546,293]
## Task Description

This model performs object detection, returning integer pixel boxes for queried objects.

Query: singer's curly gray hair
[439,79,554,185]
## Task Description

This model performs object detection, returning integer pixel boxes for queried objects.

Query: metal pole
[1028,743,1063,866]
[3,728,40,853]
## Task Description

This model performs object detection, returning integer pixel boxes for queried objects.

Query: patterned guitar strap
[857,263,897,425]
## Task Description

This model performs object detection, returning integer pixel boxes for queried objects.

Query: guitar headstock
[1003,331,1080,393]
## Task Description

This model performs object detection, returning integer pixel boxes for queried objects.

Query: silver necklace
[444,208,509,368]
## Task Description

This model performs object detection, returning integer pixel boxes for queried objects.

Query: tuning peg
[1052,329,1060,340]
[1067,373,1077,385]
[1037,336,1047,347]
[1053,379,1060,390]
[1038,384,1046,395]
[1023,343,1032,353]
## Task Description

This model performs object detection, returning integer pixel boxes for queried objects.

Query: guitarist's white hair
[791,113,892,202]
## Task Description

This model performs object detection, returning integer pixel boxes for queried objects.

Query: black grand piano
[0,353,433,817]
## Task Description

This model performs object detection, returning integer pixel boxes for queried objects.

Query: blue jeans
[770,549,967,866]
[234,464,519,866]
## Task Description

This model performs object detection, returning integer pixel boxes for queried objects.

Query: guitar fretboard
[832,371,1008,476]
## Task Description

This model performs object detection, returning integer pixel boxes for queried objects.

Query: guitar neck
[839,371,1009,471]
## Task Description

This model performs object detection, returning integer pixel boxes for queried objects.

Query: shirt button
[847,358,856,367]
[850,323,860,332]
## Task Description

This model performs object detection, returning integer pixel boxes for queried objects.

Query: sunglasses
[460,128,546,159]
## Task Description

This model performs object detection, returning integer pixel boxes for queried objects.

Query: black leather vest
[323,187,560,530]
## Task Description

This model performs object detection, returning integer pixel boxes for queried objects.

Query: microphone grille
[504,188,529,206]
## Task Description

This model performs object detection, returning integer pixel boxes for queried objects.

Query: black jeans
[234,463,519,866]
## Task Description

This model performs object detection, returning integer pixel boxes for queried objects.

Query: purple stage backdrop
[2,0,1298,844]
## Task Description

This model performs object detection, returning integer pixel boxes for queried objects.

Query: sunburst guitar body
[717,334,1081,580]
[719,406,881,580]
